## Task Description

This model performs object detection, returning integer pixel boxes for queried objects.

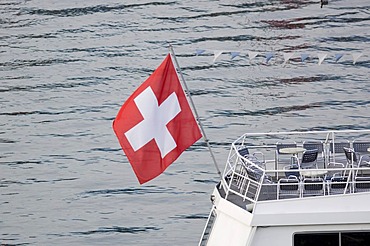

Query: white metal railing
[221,129,370,209]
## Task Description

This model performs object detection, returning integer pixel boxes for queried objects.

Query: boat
[198,129,370,246]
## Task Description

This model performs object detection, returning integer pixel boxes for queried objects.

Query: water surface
[0,0,369,245]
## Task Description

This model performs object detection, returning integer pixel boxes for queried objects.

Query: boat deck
[219,130,370,211]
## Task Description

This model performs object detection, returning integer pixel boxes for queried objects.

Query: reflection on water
[0,0,369,245]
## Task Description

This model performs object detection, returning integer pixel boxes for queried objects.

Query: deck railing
[221,130,370,210]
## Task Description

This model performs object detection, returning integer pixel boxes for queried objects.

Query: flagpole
[168,44,224,182]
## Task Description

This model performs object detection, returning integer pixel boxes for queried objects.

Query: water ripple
[210,100,370,117]
[0,105,112,116]
[0,79,115,93]
[0,59,83,69]
[171,213,208,220]
[80,186,177,197]
[23,2,176,17]
[71,226,161,235]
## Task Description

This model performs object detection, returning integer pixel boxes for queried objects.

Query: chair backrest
[239,147,266,169]
[302,177,324,197]
[355,176,370,192]
[276,142,297,154]
[246,167,261,182]
[343,147,358,163]
[301,149,318,168]
[329,175,348,195]
[278,176,300,199]
[303,177,324,191]
[353,141,370,153]
[238,147,249,157]
[325,162,345,180]
[331,176,348,189]
[330,141,350,154]
[303,141,324,153]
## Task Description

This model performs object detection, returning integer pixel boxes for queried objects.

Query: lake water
[0,0,369,245]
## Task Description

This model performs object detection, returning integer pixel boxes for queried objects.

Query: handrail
[221,130,370,210]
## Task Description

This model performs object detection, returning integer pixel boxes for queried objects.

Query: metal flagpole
[168,44,224,182]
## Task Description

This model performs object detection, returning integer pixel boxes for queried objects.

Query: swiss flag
[113,54,202,184]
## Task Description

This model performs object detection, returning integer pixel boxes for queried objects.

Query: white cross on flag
[113,54,202,184]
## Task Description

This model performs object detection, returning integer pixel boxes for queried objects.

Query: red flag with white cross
[113,54,202,184]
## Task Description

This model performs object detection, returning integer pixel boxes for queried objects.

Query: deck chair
[303,141,325,167]
[352,142,370,169]
[238,147,250,157]
[352,141,370,154]
[238,147,266,169]
[354,176,370,193]
[343,147,370,169]
[343,147,359,166]
[283,164,299,179]
[329,141,350,163]
[330,141,350,154]
[328,175,349,195]
[300,149,318,169]
[245,165,263,182]
[302,177,325,197]
[278,176,300,199]
[344,147,370,177]
[275,142,297,168]
[303,141,324,156]
[324,162,345,181]
[237,147,271,183]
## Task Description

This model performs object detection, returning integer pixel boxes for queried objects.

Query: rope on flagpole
[168,44,224,183]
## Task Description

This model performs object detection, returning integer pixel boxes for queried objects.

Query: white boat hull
[203,185,370,246]
[199,130,370,246]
